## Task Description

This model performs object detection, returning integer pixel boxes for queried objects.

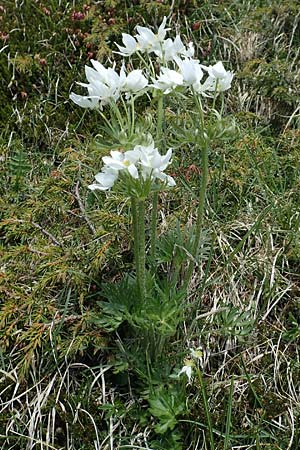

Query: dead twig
[74,181,96,235]
[4,219,63,247]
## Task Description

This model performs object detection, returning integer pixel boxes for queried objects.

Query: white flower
[216,72,234,91]
[123,70,148,97]
[102,149,141,179]
[178,364,193,383]
[183,41,195,58]
[89,139,175,194]
[155,172,176,187]
[193,76,216,96]
[85,60,126,93]
[138,144,175,186]
[115,33,139,56]
[205,61,228,79]
[69,92,100,109]
[201,61,234,92]
[139,146,172,172]
[88,167,119,191]
[70,61,149,109]
[70,61,125,109]
[175,57,204,89]
[135,16,169,54]
[151,67,183,94]
[156,35,195,62]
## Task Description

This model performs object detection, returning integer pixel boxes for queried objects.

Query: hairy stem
[150,95,164,262]
[150,191,158,262]
[131,197,140,293]
[184,93,209,288]
[137,199,146,301]
[197,368,215,450]
[184,142,209,287]
[193,142,209,258]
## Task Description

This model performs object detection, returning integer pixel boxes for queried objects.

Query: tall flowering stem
[131,197,146,301]
[131,197,140,291]
[150,95,164,262]
[193,141,209,257]
[150,191,158,263]
[185,94,209,287]
[137,199,146,301]
[196,367,215,450]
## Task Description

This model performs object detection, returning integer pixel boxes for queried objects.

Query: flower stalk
[131,197,146,302]
[137,199,146,301]
[196,367,215,450]
[150,94,165,263]
[131,197,140,289]
[193,141,209,258]
[184,94,209,288]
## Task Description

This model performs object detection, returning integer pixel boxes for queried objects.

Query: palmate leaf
[90,274,139,332]
[8,149,31,190]
[94,119,153,153]
[132,279,186,336]
[148,386,186,434]
[216,306,255,339]
[156,221,210,266]
[91,301,129,332]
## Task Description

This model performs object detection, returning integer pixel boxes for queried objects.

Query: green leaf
[148,387,185,435]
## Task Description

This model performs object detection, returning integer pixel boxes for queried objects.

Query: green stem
[150,95,164,263]
[119,94,131,130]
[196,368,215,450]
[184,93,209,288]
[131,197,140,290]
[156,95,164,141]
[150,191,158,262]
[211,81,219,113]
[109,99,124,129]
[130,94,135,136]
[184,142,209,288]
[137,199,146,302]
[136,51,156,78]
[193,141,209,258]
[97,110,115,132]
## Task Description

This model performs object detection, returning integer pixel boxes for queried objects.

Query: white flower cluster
[70,17,233,109]
[70,61,148,109]
[116,17,194,61]
[88,141,175,192]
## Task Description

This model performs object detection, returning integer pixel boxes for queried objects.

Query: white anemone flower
[85,60,126,91]
[69,92,100,109]
[138,145,175,186]
[193,76,217,96]
[88,140,175,193]
[123,70,148,98]
[216,72,234,91]
[88,167,119,191]
[154,171,176,187]
[139,146,172,172]
[70,78,118,109]
[175,57,204,89]
[115,33,139,56]
[70,61,125,109]
[201,61,234,92]
[205,61,229,78]
[102,149,141,179]
[71,61,147,109]
[178,364,193,383]
[151,67,183,94]
[135,16,169,53]
[183,41,195,58]
[156,35,195,62]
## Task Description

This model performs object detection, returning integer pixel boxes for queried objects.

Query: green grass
[1,0,300,449]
